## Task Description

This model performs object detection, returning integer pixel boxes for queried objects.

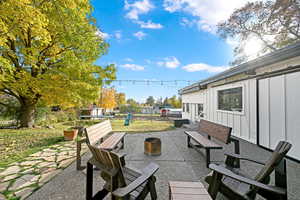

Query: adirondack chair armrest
[209,164,286,196]
[112,163,159,197]
[115,152,126,158]
[225,153,265,165]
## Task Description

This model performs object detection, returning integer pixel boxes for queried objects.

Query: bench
[76,120,126,170]
[184,119,240,168]
[169,181,212,200]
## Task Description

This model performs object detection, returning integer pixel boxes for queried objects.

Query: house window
[182,103,186,112]
[197,104,203,115]
[186,103,190,112]
[218,87,243,112]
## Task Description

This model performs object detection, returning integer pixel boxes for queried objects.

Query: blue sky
[91,0,251,102]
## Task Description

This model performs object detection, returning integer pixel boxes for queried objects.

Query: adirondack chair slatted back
[254,141,291,183]
[85,120,113,145]
[87,144,126,187]
[199,120,232,144]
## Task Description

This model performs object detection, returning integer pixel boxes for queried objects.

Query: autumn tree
[115,92,126,107]
[99,88,117,111]
[0,0,116,127]
[168,95,182,108]
[218,0,300,65]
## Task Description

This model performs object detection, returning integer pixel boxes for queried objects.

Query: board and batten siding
[204,79,257,143]
[182,79,257,144]
[258,71,300,160]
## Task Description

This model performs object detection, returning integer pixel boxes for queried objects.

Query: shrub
[35,108,78,126]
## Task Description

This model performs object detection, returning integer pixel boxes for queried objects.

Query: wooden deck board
[169,181,212,200]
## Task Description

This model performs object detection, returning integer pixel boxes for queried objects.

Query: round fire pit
[144,137,161,156]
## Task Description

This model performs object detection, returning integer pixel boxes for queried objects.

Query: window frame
[196,103,204,118]
[216,85,245,115]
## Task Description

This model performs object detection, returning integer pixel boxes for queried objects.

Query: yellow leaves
[99,88,117,110]
[0,0,114,111]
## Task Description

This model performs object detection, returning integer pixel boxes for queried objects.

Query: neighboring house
[179,41,300,161]
[141,106,161,114]
[141,106,154,114]
[79,106,104,119]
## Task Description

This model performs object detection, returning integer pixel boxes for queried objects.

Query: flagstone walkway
[0,142,88,200]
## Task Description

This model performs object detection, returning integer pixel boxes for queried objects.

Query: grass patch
[111,119,174,133]
[0,123,69,168]
[115,113,160,117]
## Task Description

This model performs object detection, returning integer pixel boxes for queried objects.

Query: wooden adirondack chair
[205,141,292,200]
[86,144,159,200]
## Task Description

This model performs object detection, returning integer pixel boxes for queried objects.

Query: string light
[101,79,196,87]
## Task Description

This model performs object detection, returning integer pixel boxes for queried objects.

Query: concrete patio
[27,128,300,200]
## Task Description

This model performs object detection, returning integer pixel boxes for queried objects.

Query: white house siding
[258,71,300,160]
[181,55,300,145]
[182,79,257,143]
[182,91,205,121]
[204,79,257,143]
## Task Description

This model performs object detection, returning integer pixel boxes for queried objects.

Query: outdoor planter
[64,129,78,141]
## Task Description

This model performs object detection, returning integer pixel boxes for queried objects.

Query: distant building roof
[179,41,300,95]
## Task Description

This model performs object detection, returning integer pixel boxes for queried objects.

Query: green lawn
[0,119,174,168]
[112,119,174,133]
[115,113,160,117]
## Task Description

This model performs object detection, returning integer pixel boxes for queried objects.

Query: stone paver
[56,155,71,162]
[15,187,35,200]
[43,156,56,162]
[58,158,74,169]
[39,169,62,185]
[19,160,41,166]
[0,141,86,200]
[2,174,18,182]
[0,193,6,200]
[0,182,10,192]
[10,178,28,191]
[0,166,20,177]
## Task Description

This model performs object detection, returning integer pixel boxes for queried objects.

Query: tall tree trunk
[19,102,36,128]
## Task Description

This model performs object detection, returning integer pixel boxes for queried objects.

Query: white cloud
[133,31,147,40]
[163,0,252,33]
[114,31,122,39]
[180,18,196,27]
[137,20,163,29]
[124,58,134,62]
[182,63,229,73]
[157,57,180,69]
[124,0,163,29]
[120,63,145,71]
[95,30,110,40]
[125,0,154,20]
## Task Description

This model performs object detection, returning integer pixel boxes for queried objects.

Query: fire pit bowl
[144,137,161,156]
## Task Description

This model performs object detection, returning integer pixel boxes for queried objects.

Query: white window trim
[216,84,245,115]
